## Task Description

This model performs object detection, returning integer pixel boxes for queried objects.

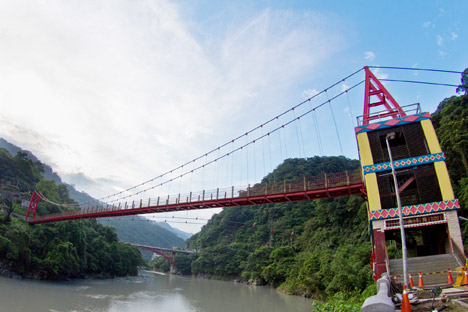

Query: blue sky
[0,0,466,232]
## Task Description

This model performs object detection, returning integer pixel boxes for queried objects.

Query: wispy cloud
[364,51,375,61]
[436,34,444,46]
[302,88,319,99]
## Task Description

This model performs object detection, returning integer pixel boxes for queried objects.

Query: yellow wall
[421,119,442,154]
[356,131,381,212]
[365,173,382,211]
[356,132,374,166]
[434,162,455,200]
[421,119,455,200]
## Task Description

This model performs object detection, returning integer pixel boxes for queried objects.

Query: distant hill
[0,138,189,262]
[0,138,95,203]
[156,221,192,240]
[99,216,186,261]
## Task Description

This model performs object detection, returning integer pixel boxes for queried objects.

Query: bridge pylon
[355,67,464,282]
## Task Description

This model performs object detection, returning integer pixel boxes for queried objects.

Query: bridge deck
[27,171,365,224]
[131,244,195,254]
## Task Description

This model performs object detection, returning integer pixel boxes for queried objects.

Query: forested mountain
[99,216,186,261]
[0,138,96,204]
[0,138,189,263]
[0,148,143,279]
[156,221,192,240]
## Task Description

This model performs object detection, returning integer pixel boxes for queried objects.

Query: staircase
[389,254,463,286]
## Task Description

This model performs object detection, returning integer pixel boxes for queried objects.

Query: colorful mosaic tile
[368,199,459,220]
[355,112,432,134]
[363,153,445,175]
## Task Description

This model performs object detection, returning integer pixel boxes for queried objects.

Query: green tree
[457,68,468,94]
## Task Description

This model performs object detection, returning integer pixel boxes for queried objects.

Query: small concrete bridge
[130,243,195,262]
[131,243,196,274]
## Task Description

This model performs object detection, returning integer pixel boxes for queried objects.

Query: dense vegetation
[432,92,468,241]
[1,138,190,263]
[0,148,144,279]
[151,156,374,299]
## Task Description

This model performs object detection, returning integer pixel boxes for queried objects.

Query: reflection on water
[0,272,313,312]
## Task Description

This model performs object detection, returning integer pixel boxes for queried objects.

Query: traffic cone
[462,270,468,286]
[401,285,412,312]
[448,268,454,285]
[394,274,398,283]
[408,274,414,287]
[418,272,424,287]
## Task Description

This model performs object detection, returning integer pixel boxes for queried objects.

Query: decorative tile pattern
[355,112,432,134]
[362,153,445,175]
[368,199,459,220]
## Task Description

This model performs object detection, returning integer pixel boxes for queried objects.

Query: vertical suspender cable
[292,109,303,158]
[312,110,323,156]
[261,126,266,177]
[253,140,257,183]
[276,117,284,161]
[345,88,355,128]
[325,90,344,156]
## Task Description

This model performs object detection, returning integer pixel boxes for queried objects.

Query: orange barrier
[401,285,412,312]
[448,268,454,285]
[418,272,424,287]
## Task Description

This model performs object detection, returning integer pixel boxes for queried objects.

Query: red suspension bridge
[27,170,365,224]
[24,66,462,225]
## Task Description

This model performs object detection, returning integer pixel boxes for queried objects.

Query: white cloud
[341,83,350,92]
[364,51,375,60]
[0,0,343,233]
[302,88,319,99]
[423,21,432,28]
[436,34,444,46]
[451,32,458,40]
[373,68,388,80]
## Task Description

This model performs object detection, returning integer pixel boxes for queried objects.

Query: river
[0,272,313,312]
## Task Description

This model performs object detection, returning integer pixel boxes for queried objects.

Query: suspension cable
[65,67,366,206]
[367,66,462,74]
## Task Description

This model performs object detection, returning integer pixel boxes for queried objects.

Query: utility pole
[386,132,409,287]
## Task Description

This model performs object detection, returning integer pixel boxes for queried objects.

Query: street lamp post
[385,132,409,287]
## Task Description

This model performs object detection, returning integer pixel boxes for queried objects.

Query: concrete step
[389,254,462,286]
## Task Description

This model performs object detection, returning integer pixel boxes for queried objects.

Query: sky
[0,0,467,233]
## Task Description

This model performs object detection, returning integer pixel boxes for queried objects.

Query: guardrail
[451,238,466,267]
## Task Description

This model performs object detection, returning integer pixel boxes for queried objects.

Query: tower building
[355,67,464,279]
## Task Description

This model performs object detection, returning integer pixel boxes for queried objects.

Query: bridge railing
[29,169,363,221]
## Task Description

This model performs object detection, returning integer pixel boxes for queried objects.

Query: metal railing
[451,237,467,267]
[356,103,422,126]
